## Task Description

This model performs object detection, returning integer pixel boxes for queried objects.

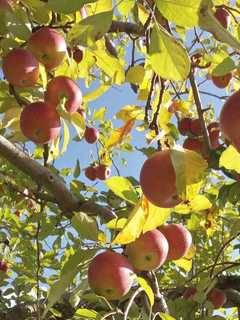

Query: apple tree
[0,0,240,319]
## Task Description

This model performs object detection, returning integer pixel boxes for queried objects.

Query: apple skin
[96,165,111,180]
[159,224,192,260]
[85,166,97,181]
[212,73,232,89]
[125,229,169,271]
[0,0,12,11]
[2,48,39,88]
[219,90,240,152]
[207,122,220,149]
[183,137,204,154]
[214,7,230,29]
[178,117,192,135]
[20,102,61,144]
[28,27,67,70]
[0,260,8,272]
[140,150,181,208]
[88,250,134,301]
[84,127,99,144]
[45,76,82,114]
[183,287,197,299]
[207,288,227,309]
[190,118,203,136]
[73,47,84,63]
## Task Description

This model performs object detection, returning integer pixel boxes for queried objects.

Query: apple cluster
[88,224,192,301]
[85,164,111,181]
[183,286,227,310]
[2,27,84,144]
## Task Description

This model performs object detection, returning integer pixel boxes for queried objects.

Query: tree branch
[0,135,115,221]
[108,21,144,36]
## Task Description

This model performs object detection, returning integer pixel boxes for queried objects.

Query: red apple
[159,224,192,260]
[28,27,67,70]
[125,229,169,271]
[45,76,82,114]
[207,288,227,309]
[190,118,203,136]
[183,137,204,153]
[183,287,197,299]
[96,165,111,180]
[15,210,20,217]
[178,117,192,135]
[85,166,97,181]
[73,47,84,63]
[214,7,230,29]
[220,90,240,152]
[0,0,12,11]
[84,127,99,144]
[212,73,232,89]
[20,102,61,144]
[88,250,134,300]
[207,122,220,149]
[140,150,181,208]
[0,260,8,272]
[2,48,39,88]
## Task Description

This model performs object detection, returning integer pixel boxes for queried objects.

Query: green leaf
[117,0,135,16]
[47,0,97,14]
[69,11,113,47]
[212,57,236,76]
[126,65,145,85]
[41,249,96,319]
[159,313,176,320]
[83,85,110,103]
[137,277,154,307]
[149,25,191,81]
[93,107,106,121]
[156,0,203,28]
[72,212,98,240]
[73,159,81,178]
[74,308,99,319]
[60,119,70,156]
[105,176,139,204]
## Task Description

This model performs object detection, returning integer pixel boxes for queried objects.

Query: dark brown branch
[0,135,115,221]
[108,21,144,36]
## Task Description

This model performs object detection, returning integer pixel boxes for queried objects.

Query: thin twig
[124,288,144,320]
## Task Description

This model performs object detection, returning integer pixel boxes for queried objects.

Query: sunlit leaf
[105,176,138,204]
[137,277,154,307]
[219,145,240,173]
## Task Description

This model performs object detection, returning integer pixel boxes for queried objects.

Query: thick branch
[108,21,144,36]
[0,135,115,221]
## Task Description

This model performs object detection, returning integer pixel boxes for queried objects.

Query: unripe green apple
[159,224,192,260]
[3,48,39,88]
[20,102,61,144]
[88,250,134,300]
[45,76,82,114]
[28,27,67,70]
[125,229,169,271]
[140,150,181,208]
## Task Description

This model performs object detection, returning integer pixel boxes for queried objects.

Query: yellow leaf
[185,244,196,259]
[137,277,154,307]
[143,199,170,233]
[190,195,212,212]
[116,105,144,122]
[106,218,127,230]
[158,105,172,133]
[2,107,21,130]
[174,257,192,272]
[219,145,240,173]
[105,119,135,149]
[126,65,145,85]
[137,3,149,25]
[113,197,148,245]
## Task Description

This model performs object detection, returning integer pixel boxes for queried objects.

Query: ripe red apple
[207,122,221,149]
[96,165,111,180]
[207,288,227,309]
[20,102,61,144]
[183,287,197,299]
[183,137,204,153]
[28,27,67,70]
[88,250,134,300]
[85,166,97,181]
[159,224,192,260]
[220,90,240,152]
[2,48,39,88]
[212,73,232,89]
[214,7,230,29]
[190,118,203,136]
[15,210,20,217]
[45,76,82,114]
[125,229,169,271]
[84,127,99,144]
[0,0,12,11]
[0,260,8,272]
[140,150,181,208]
[178,117,192,135]
[73,46,84,64]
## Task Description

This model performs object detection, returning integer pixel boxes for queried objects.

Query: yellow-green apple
[207,288,227,309]
[45,76,82,114]
[159,224,192,260]
[140,150,181,208]
[214,6,230,29]
[3,48,39,87]
[212,73,232,88]
[20,102,61,144]
[96,165,111,180]
[85,166,97,181]
[125,229,169,271]
[220,90,240,152]
[84,126,99,144]
[88,250,134,300]
[28,27,67,70]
